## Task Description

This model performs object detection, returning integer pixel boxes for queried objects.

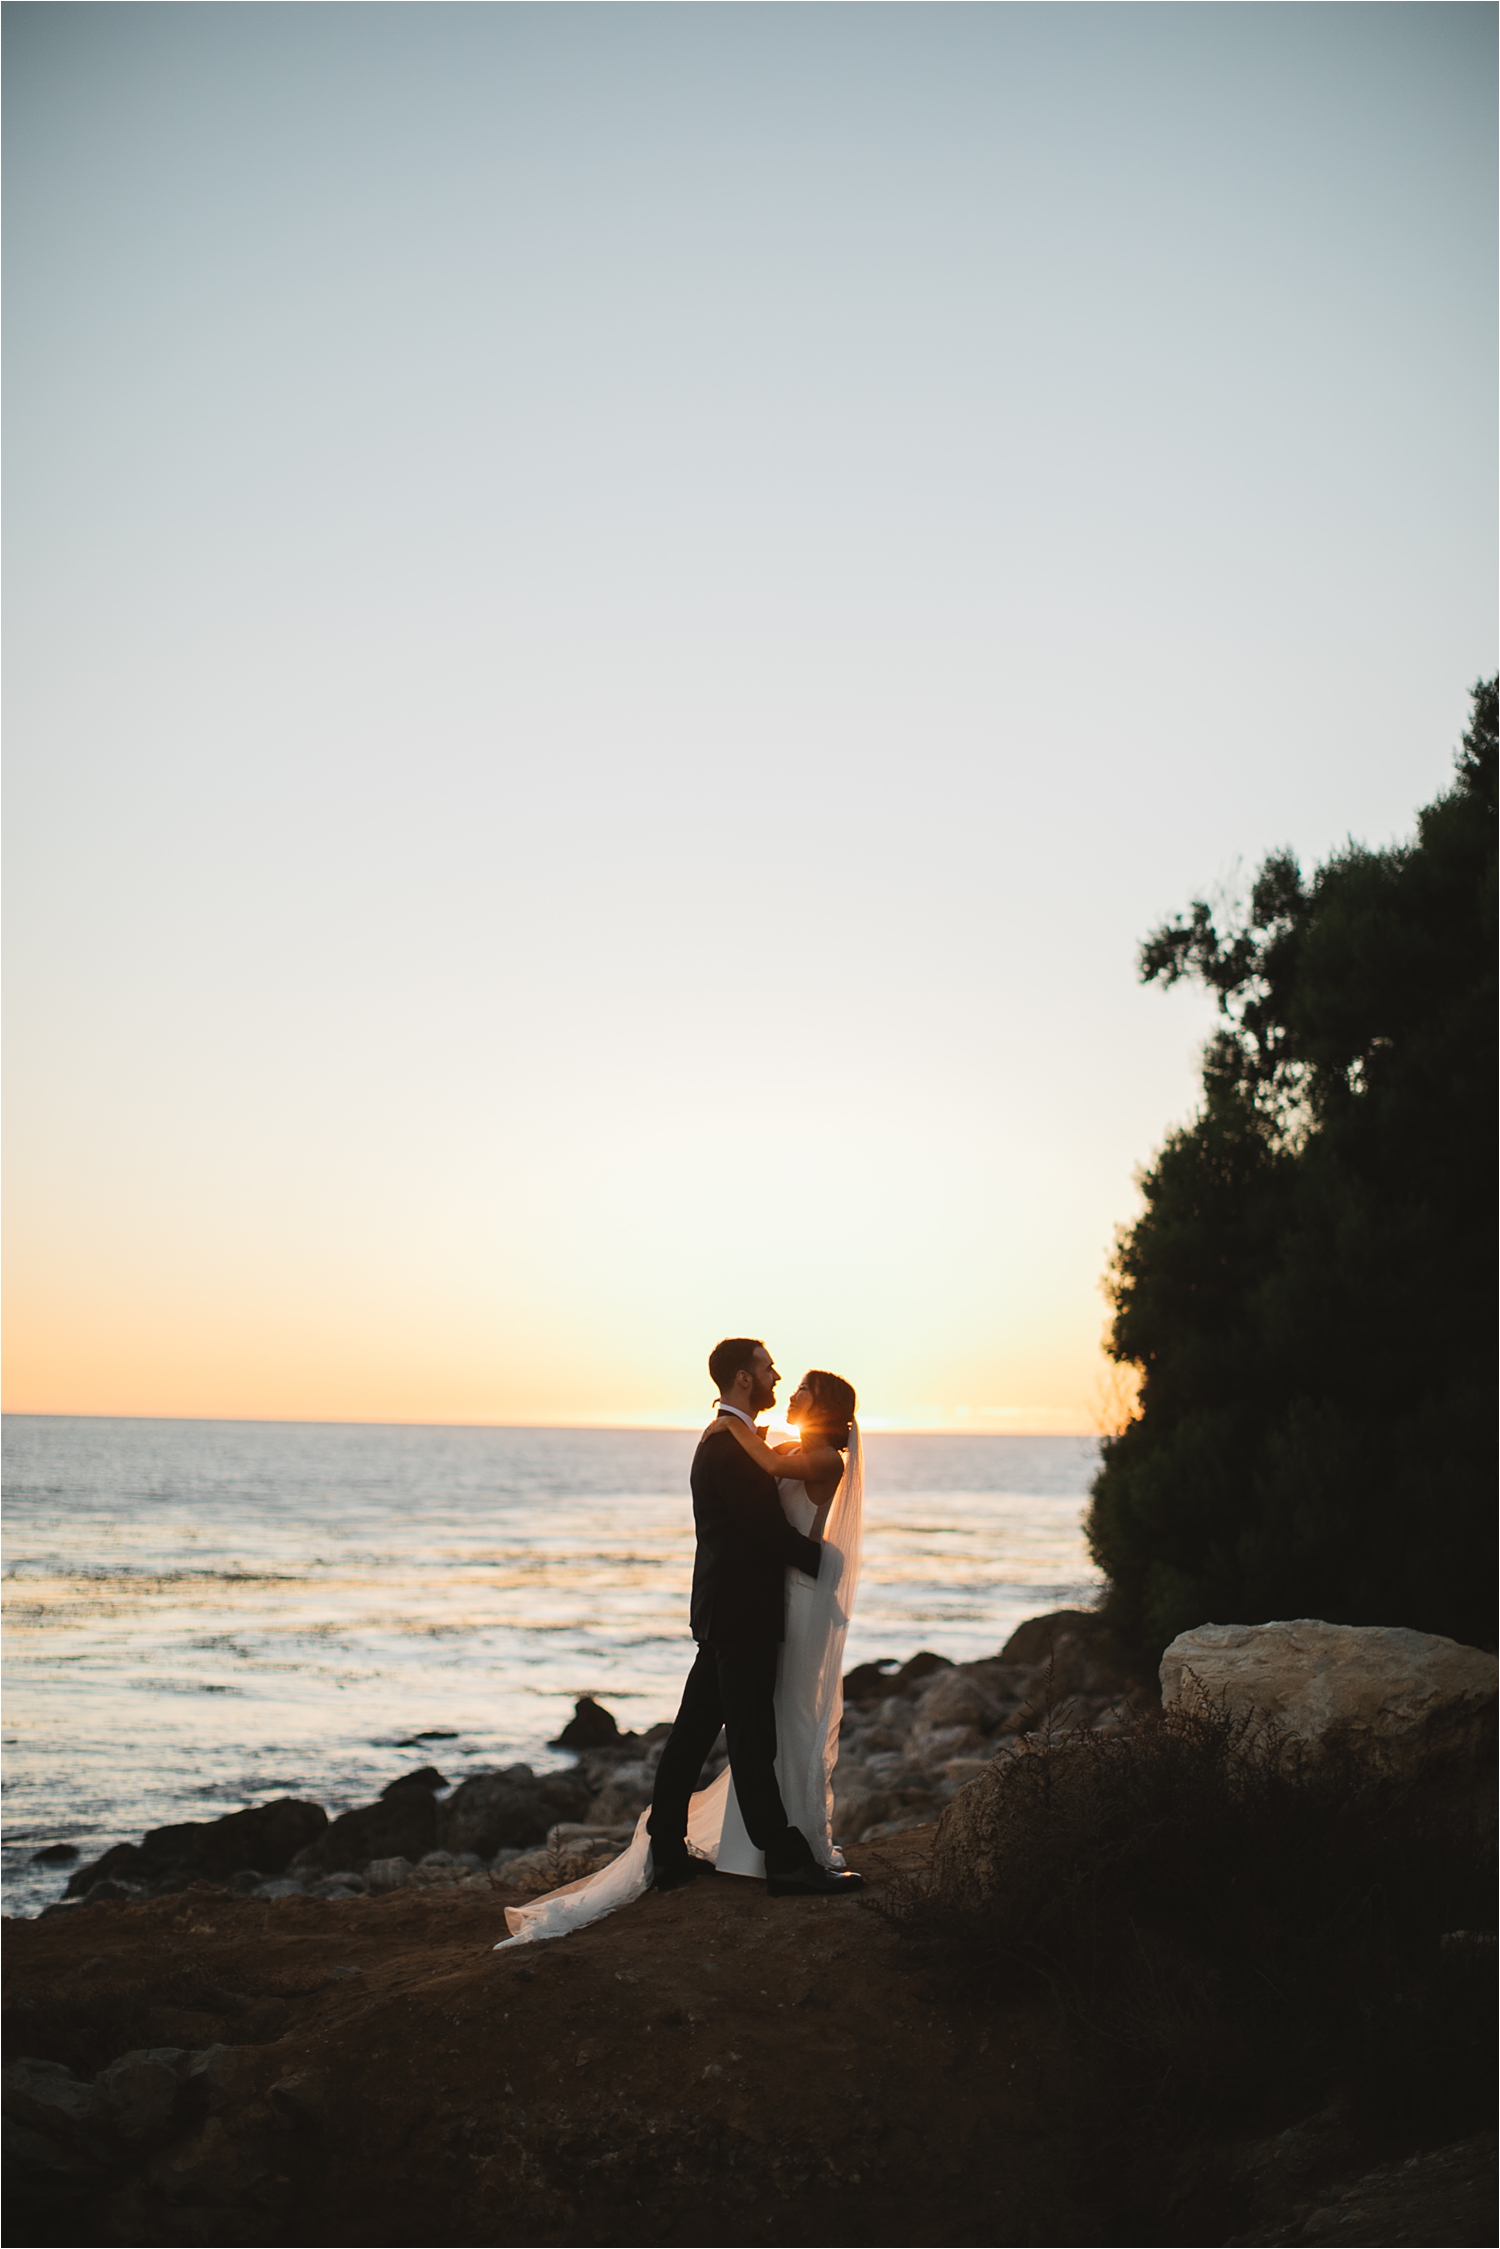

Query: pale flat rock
[1160,1620,1497,1778]
[363,1855,412,1891]
[914,1671,1005,1731]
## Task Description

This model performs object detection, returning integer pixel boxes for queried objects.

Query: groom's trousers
[648,1639,808,1878]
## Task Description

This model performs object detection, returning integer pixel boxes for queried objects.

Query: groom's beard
[747,1378,777,1417]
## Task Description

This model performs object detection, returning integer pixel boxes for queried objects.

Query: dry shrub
[892,1701,1495,2149]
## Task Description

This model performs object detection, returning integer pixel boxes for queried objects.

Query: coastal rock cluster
[39,1612,1126,1920]
[47,1770,643,1918]
[831,1612,1132,1843]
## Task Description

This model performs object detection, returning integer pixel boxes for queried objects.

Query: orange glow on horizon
[0,1288,1101,1435]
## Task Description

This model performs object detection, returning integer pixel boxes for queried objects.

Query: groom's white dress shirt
[714,1403,760,1431]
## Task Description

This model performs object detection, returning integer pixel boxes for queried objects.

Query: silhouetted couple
[496,1336,864,1948]
[647,1337,865,1898]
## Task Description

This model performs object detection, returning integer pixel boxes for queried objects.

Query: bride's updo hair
[804,1370,856,1452]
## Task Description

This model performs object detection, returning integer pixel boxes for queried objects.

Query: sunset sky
[5,3,1495,1431]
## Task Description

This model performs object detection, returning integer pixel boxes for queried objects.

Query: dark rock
[268,2069,326,2126]
[65,1797,327,1899]
[63,1842,147,1895]
[293,1790,436,1874]
[2,2058,116,2191]
[1226,2130,1497,2247]
[843,1654,951,1703]
[394,1729,458,1745]
[843,1660,901,1704]
[891,1652,952,1696]
[437,1765,591,1857]
[80,1878,148,1907]
[999,1610,1136,1699]
[30,1843,79,1865]
[3,2114,77,2177]
[182,2043,267,2116]
[3,2056,107,2136]
[379,1766,448,1797]
[832,1785,896,1839]
[98,2050,186,2144]
[552,1697,624,1750]
[584,1769,654,1825]
[999,1609,1102,1666]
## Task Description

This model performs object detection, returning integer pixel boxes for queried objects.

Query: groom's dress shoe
[651,1855,701,1893]
[765,1862,865,1898]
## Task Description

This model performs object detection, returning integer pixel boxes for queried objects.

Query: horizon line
[1,1406,1101,1437]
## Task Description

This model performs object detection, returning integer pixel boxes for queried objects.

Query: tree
[1086,679,1497,1664]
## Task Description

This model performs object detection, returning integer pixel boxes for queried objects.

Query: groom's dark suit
[648,1420,823,1878]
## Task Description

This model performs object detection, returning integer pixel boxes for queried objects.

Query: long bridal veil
[750,1413,864,1871]
[495,1420,865,1948]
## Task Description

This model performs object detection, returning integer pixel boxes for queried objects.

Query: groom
[647,1337,864,1898]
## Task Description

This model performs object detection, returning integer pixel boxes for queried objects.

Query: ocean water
[1,1416,1101,1918]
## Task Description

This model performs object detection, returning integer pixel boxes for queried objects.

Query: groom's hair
[708,1337,763,1393]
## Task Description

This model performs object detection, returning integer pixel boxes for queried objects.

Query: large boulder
[912,1669,1006,1732]
[999,1610,1100,1665]
[842,1660,900,1705]
[65,1798,327,1898]
[1160,1620,1498,1779]
[436,1766,591,1857]
[380,1766,447,1797]
[998,1610,1128,1698]
[843,1652,951,1706]
[292,1789,437,1874]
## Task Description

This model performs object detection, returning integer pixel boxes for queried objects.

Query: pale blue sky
[5,3,1495,1425]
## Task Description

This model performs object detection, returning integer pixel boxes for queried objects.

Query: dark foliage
[1086,679,1497,1661]
[887,1707,1496,2224]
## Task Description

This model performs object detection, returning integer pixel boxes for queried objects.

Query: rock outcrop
[831,1612,1133,1846]
[293,1778,445,1873]
[1160,1620,1498,1779]
[379,1765,447,1797]
[295,1793,434,1874]
[998,1609,1100,1665]
[552,1695,635,1750]
[436,1765,591,1857]
[64,1799,327,1901]
[842,1650,951,1704]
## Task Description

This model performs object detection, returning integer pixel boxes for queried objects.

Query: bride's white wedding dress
[495,1423,865,1949]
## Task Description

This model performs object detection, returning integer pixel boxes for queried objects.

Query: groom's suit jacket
[689,1423,822,1645]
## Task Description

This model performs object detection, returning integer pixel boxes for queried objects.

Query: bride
[496,1368,864,1948]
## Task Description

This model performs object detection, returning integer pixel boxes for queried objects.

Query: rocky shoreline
[35,1610,1131,1925]
[6,1611,1494,2248]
